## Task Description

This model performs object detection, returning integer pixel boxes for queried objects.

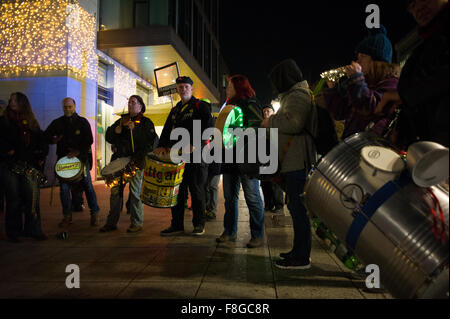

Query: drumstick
[130,128,135,153]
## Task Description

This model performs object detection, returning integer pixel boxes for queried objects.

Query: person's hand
[260,118,270,128]
[7,149,14,156]
[375,90,402,114]
[126,121,135,130]
[153,147,169,157]
[344,61,362,77]
[67,148,80,158]
[115,125,122,134]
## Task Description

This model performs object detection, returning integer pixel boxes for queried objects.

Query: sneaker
[99,225,117,233]
[127,225,142,233]
[216,233,237,243]
[58,216,72,228]
[205,211,216,221]
[272,206,284,214]
[279,251,294,259]
[192,226,205,236]
[90,215,99,227]
[160,226,184,237]
[246,237,264,248]
[275,258,311,270]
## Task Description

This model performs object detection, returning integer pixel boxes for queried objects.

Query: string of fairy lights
[0,0,97,80]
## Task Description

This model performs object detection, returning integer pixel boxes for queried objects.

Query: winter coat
[268,80,318,174]
[322,72,399,139]
[1,114,48,171]
[397,5,449,147]
[45,113,94,165]
[158,96,212,164]
[106,114,157,166]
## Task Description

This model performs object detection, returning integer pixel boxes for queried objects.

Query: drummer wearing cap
[154,76,213,236]
[45,97,100,228]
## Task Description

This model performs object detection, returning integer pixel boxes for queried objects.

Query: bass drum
[141,153,185,208]
[304,132,449,299]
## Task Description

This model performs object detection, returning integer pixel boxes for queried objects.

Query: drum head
[361,146,404,173]
[407,142,449,188]
[101,157,131,176]
[55,156,82,180]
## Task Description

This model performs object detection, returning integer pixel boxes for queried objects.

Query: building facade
[0,0,228,181]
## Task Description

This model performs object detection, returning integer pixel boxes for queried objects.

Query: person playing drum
[44,97,100,228]
[1,92,49,242]
[154,76,213,236]
[100,95,158,233]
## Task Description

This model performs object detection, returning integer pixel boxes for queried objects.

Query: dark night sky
[219,0,417,105]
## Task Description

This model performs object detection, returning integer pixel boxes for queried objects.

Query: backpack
[305,93,339,156]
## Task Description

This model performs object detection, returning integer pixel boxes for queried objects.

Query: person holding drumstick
[154,76,213,236]
[45,97,100,228]
[100,95,157,233]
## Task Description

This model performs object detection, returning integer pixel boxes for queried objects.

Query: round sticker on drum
[55,157,82,179]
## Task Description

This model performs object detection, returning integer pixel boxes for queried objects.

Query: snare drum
[141,153,185,208]
[101,157,139,188]
[360,146,405,188]
[55,156,84,183]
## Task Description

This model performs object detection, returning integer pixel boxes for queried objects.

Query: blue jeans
[206,174,220,215]
[106,169,144,227]
[60,165,99,217]
[282,170,311,263]
[5,170,44,238]
[222,173,264,239]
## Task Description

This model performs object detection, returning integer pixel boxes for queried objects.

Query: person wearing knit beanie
[355,25,393,63]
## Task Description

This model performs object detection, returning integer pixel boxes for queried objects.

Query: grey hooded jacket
[268,60,318,173]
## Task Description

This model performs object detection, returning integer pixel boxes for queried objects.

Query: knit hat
[355,25,393,63]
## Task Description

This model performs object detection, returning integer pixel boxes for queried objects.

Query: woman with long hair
[1,92,49,242]
[216,74,265,248]
[323,25,401,140]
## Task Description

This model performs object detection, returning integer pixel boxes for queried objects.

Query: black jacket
[106,114,157,165]
[44,113,94,164]
[220,98,263,175]
[0,115,48,170]
[159,96,212,163]
[397,5,449,147]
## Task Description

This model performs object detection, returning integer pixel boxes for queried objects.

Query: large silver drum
[304,132,449,299]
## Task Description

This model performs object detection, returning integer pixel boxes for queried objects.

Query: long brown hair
[7,92,40,131]
[365,61,401,86]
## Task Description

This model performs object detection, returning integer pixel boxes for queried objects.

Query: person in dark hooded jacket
[262,59,318,269]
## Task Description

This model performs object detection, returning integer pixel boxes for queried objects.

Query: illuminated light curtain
[0,0,97,80]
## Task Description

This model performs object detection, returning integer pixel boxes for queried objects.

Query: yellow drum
[141,154,185,208]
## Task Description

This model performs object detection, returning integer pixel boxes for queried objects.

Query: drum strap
[345,171,411,252]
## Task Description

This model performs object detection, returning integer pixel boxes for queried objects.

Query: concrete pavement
[0,179,392,299]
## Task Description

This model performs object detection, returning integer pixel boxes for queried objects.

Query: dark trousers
[171,163,208,229]
[5,170,43,238]
[71,181,84,209]
[0,161,6,212]
[261,180,284,210]
[282,170,311,263]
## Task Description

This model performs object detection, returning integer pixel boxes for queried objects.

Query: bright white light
[271,100,281,112]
